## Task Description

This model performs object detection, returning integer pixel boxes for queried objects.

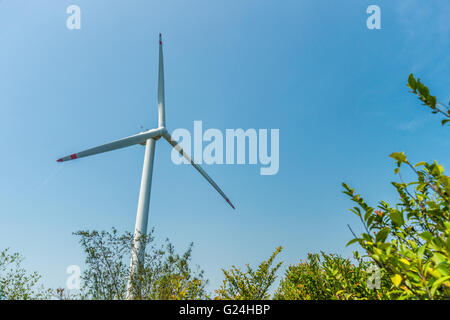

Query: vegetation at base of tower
[72,228,208,300]
[1,75,448,300]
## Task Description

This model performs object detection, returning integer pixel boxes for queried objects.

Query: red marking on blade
[70,154,78,160]
[57,158,63,162]
[226,198,235,209]
[159,40,162,45]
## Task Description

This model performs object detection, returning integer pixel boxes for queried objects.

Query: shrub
[275,252,390,300]
[342,75,450,299]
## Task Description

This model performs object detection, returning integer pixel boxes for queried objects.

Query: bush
[342,75,450,299]
[214,247,283,300]
[0,248,51,300]
[275,252,390,300]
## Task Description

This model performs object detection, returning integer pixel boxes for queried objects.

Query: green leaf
[390,211,404,227]
[442,119,450,126]
[391,274,402,287]
[436,262,450,276]
[432,253,446,265]
[417,82,429,97]
[414,161,427,168]
[427,95,437,108]
[399,258,410,266]
[420,231,433,242]
[367,215,375,229]
[364,208,373,222]
[431,276,450,296]
[376,227,391,243]
[389,152,407,163]
[417,245,426,261]
[346,238,361,247]
[407,74,417,90]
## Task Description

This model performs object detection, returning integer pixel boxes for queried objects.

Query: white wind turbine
[57,34,235,298]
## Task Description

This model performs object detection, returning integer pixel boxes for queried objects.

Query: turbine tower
[57,34,235,299]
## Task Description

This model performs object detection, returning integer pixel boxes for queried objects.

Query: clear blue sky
[0,0,449,293]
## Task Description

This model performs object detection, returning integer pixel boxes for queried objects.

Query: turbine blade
[57,127,165,162]
[163,132,235,209]
[158,33,166,127]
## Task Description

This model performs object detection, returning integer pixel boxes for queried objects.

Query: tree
[73,228,207,300]
[0,248,51,300]
[215,246,283,300]
[343,75,450,299]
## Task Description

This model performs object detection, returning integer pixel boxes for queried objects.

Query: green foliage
[0,248,51,300]
[215,247,283,300]
[343,158,450,299]
[274,252,392,300]
[407,73,449,126]
[342,75,450,299]
[74,228,207,300]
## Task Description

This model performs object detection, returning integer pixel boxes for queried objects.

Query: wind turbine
[57,34,235,299]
